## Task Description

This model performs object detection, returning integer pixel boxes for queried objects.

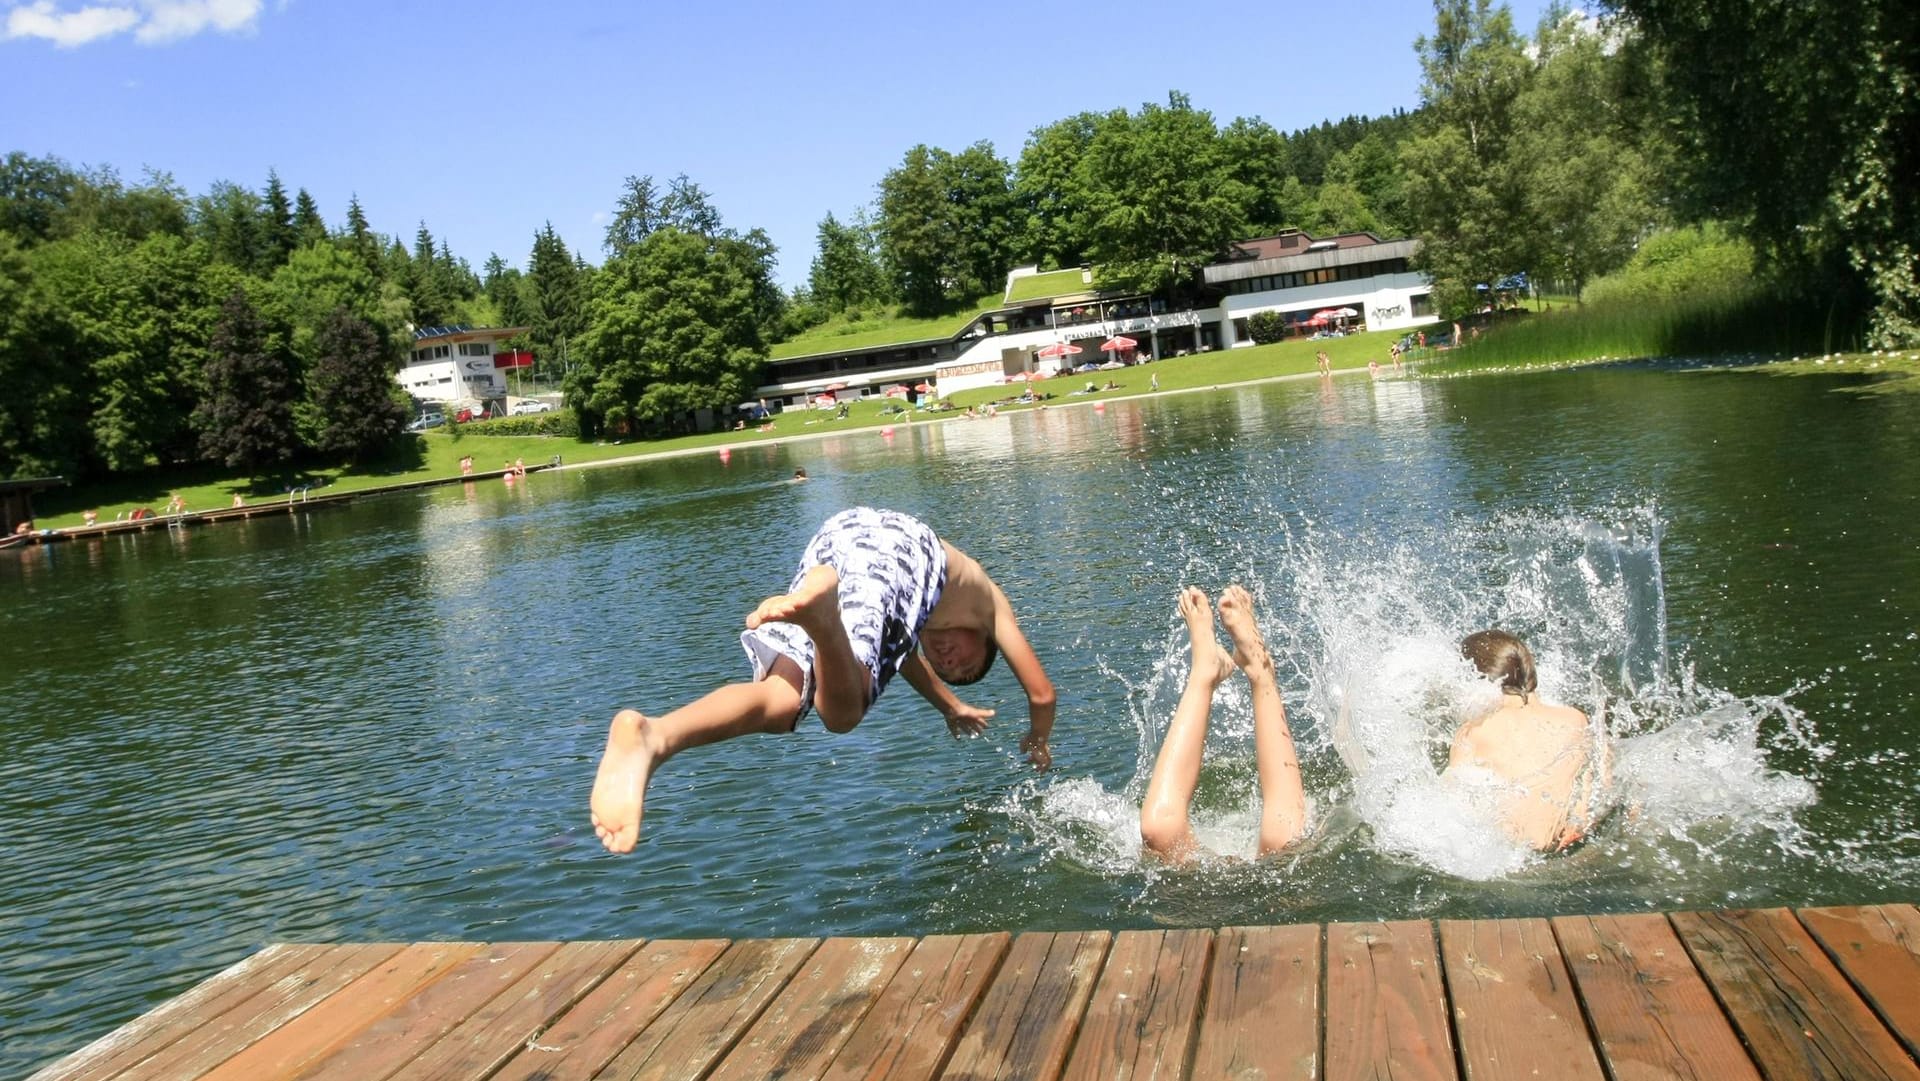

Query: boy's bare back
[1449,699,1595,851]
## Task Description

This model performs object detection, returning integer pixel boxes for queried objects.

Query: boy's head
[921,627,998,685]
[1461,629,1537,698]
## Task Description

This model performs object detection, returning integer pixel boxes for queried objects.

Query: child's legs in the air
[1216,585,1306,855]
[1141,588,1232,864]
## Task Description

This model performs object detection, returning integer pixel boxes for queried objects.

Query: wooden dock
[30,904,1920,1081]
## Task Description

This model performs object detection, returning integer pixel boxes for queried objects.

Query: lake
[4,362,1918,1076]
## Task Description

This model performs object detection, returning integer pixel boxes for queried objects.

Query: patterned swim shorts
[740,507,948,724]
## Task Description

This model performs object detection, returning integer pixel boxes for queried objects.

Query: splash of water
[1009,502,1822,891]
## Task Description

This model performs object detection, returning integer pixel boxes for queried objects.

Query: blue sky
[4,0,1552,287]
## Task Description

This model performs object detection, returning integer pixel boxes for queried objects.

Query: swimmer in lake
[1447,629,1609,851]
[1139,585,1307,865]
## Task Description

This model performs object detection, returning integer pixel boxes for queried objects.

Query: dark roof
[1221,231,1387,262]
[412,325,530,343]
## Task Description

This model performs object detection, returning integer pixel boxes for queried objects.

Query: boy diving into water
[590,507,1056,854]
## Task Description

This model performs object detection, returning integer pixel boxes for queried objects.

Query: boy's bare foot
[1180,586,1235,687]
[590,709,662,854]
[1218,585,1274,677]
[745,564,841,634]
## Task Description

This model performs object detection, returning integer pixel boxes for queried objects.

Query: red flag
[493,350,533,370]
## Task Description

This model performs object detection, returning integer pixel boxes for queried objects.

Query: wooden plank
[285,941,572,1081]
[25,944,331,1081]
[489,938,730,1081]
[1551,913,1762,1081]
[938,930,1110,1081]
[381,939,644,1081]
[182,942,489,1081]
[1326,920,1456,1081]
[818,933,1010,1081]
[590,936,819,1081]
[1673,907,1920,1081]
[1800,904,1920,1060]
[706,937,915,1081]
[1439,917,1607,1081]
[1060,929,1212,1081]
[111,943,417,1081]
[1190,923,1321,1081]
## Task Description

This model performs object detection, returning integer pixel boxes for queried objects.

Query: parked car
[406,412,445,432]
[509,400,555,415]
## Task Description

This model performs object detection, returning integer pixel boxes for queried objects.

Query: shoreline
[7,362,1395,544]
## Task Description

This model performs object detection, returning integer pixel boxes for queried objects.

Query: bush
[1246,310,1287,344]
[458,410,579,438]
[1585,224,1755,306]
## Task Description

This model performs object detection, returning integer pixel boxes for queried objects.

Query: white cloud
[3,0,265,46]
[6,2,141,46]
[134,0,261,43]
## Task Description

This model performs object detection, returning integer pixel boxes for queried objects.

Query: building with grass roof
[755,229,1435,408]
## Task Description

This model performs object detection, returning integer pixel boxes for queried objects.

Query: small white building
[1205,232,1440,346]
[397,325,530,406]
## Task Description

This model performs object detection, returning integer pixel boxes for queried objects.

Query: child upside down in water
[1140,585,1308,864]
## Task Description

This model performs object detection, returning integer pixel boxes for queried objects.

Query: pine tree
[261,170,296,271]
[344,194,381,281]
[292,188,327,249]
[195,287,302,476]
[309,306,406,460]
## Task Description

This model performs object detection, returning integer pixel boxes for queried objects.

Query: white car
[509,401,555,416]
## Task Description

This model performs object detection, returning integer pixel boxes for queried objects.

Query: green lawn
[1003,268,1103,304]
[32,330,1411,529]
[769,294,1006,359]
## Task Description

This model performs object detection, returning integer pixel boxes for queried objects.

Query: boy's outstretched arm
[900,652,996,737]
[990,583,1056,769]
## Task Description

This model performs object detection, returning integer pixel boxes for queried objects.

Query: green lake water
[3,362,1918,1075]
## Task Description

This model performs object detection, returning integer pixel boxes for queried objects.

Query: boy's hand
[944,702,995,738]
[1020,730,1052,770]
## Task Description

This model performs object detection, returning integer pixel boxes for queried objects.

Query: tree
[292,188,327,249]
[342,194,382,281]
[1400,0,1533,313]
[526,223,586,382]
[1603,0,1919,344]
[1508,10,1660,300]
[308,306,406,460]
[1078,92,1250,294]
[407,222,452,327]
[568,227,767,437]
[261,170,296,271]
[1013,111,1107,269]
[877,144,958,313]
[193,181,265,273]
[808,211,888,313]
[938,142,1017,299]
[1220,117,1300,236]
[604,173,727,256]
[196,287,302,475]
[0,152,79,244]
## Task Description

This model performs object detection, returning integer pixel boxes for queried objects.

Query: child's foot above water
[1180,586,1235,687]
[590,710,660,854]
[1218,585,1273,675]
[745,564,841,634]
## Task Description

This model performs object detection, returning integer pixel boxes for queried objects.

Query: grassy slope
[769,294,1006,359]
[33,330,1406,527]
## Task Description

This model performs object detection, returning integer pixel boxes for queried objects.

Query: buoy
[1094,401,1106,412]
[719,447,732,463]
[881,426,894,437]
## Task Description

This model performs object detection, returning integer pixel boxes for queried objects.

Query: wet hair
[941,638,999,686]
[1461,629,1537,699]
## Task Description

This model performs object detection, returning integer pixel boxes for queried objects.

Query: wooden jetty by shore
[28,903,1920,1081]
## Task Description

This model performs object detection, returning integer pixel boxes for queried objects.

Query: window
[459,343,492,357]
[1411,292,1434,317]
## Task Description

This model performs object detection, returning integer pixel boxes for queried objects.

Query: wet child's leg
[590,658,805,854]
[1218,585,1306,855]
[745,564,871,733]
[1141,587,1235,864]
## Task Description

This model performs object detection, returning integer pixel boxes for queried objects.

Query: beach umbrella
[883,385,909,398]
[1329,307,1359,318]
[1099,335,1137,352]
[914,382,934,394]
[1037,342,1082,358]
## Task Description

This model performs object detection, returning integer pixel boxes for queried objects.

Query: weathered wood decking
[31,904,1920,1081]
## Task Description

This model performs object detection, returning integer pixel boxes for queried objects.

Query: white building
[1206,232,1440,346]
[397,325,530,406]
